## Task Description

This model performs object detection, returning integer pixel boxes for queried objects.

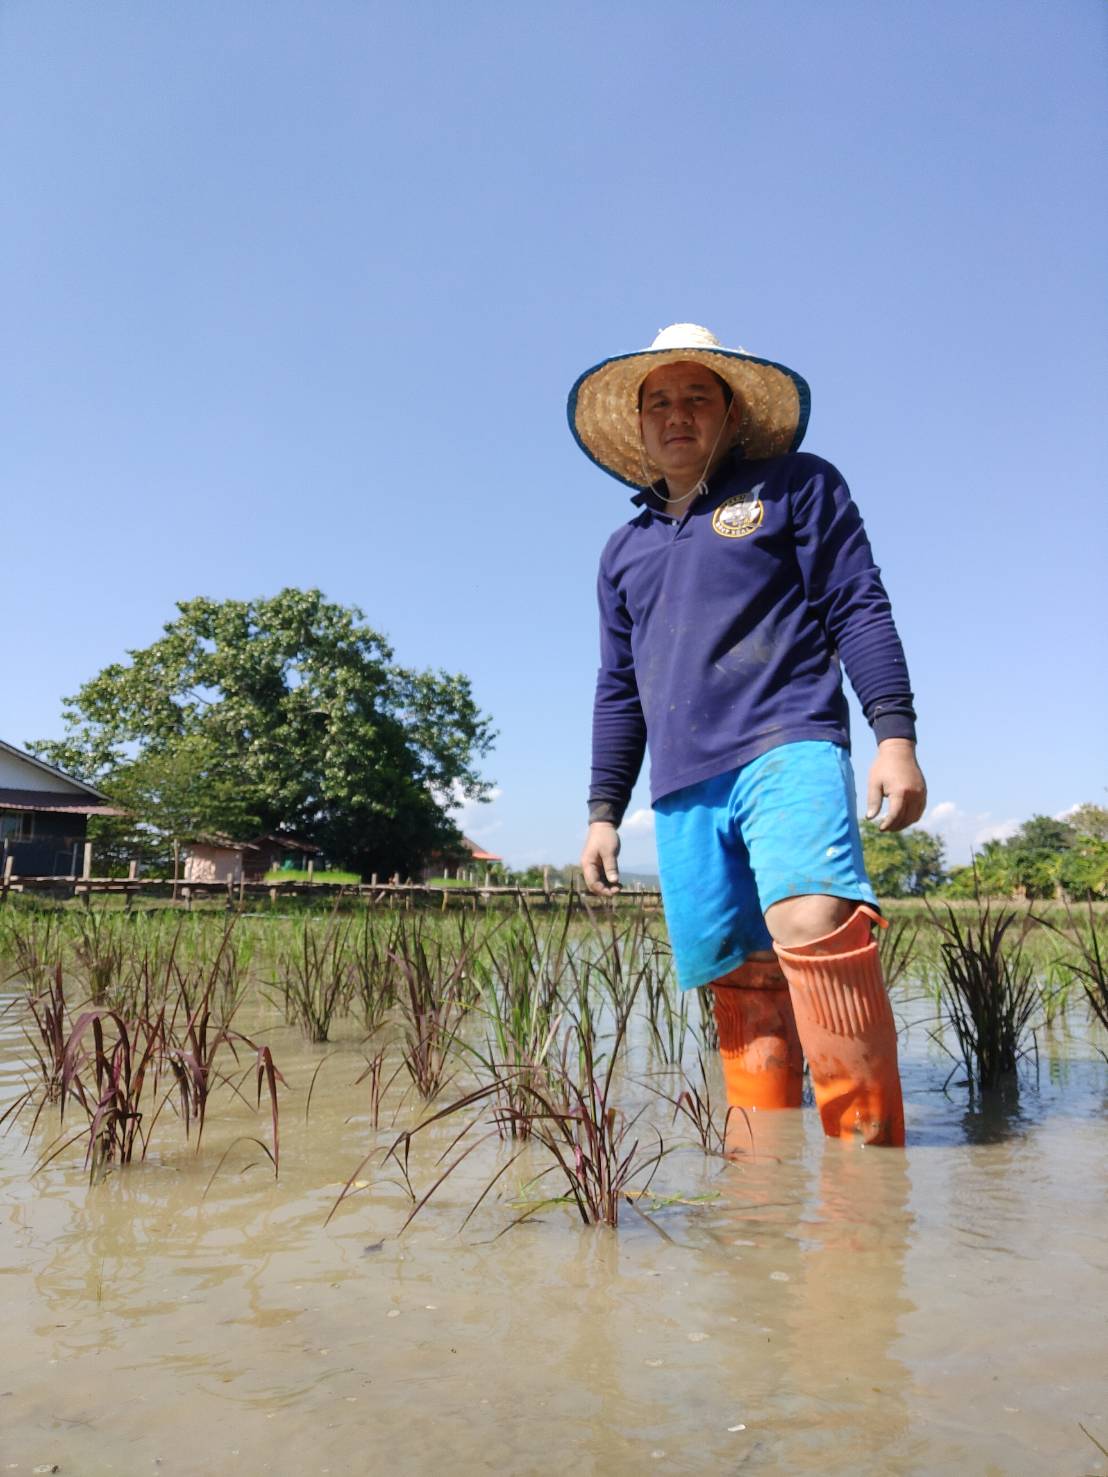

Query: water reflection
[703,1120,915,1468]
[959,1077,1029,1144]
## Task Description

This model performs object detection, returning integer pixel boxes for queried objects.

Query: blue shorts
[654,740,877,992]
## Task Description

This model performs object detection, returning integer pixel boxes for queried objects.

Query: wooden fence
[0,871,663,911]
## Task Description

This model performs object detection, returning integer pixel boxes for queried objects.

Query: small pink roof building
[421,834,503,882]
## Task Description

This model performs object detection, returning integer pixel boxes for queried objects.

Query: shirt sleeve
[790,458,918,743]
[588,556,647,824]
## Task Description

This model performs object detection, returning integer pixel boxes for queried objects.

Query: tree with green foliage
[859,819,946,898]
[1065,803,1108,842]
[1002,813,1074,899]
[1058,834,1108,900]
[942,804,1108,900]
[30,589,496,880]
[944,838,1015,899]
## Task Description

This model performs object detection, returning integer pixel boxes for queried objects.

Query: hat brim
[567,345,810,489]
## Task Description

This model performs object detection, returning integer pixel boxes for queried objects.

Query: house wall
[183,846,242,884]
[0,750,90,794]
[2,812,89,877]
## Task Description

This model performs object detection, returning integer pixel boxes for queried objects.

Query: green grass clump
[262,868,360,884]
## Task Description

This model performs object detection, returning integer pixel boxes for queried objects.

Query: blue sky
[3,1,1105,872]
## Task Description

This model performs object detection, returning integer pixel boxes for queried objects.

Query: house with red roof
[421,833,503,883]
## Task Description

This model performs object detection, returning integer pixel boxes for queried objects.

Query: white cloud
[440,781,504,842]
[923,800,1020,866]
[621,807,655,835]
[448,782,502,815]
[972,817,1020,847]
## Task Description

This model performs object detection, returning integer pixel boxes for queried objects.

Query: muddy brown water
[1,980,1106,1476]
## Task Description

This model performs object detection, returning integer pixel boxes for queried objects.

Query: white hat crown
[650,323,739,352]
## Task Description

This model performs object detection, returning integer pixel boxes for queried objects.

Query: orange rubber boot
[774,906,905,1146]
[711,958,804,1111]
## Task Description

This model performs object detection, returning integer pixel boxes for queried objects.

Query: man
[568,323,925,1147]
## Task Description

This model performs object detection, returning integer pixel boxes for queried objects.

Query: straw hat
[567,323,811,489]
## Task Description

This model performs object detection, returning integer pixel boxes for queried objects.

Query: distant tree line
[942,805,1108,901]
[854,808,1108,901]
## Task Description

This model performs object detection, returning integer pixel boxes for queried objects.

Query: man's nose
[666,401,693,424]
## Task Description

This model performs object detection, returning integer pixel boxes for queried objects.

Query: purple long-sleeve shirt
[588,449,916,823]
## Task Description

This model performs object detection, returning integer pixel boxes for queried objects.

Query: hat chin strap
[640,404,741,506]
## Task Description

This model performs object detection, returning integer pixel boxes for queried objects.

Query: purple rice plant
[374,977,668,1233]
[523,999,666,1227]
[50,1003,170,1180]
[353,1040,407,1130]
[24,964,71,1102]
[11,945,284,1181]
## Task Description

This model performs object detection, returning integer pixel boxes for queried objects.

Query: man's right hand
[580,821,621,896]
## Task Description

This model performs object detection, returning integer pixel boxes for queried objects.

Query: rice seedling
[269,911,355,1042]
[1043,903,1108,1040]
[391,915,475,1100]
[364,972,668,1233]
[463,908,566,1138]
[487,994,667,1228]
[349,911,402,1031]
[50,1002,171,1179]
[24,964,70,1103]
[695,986,719,1052]
[879,915,921,991]
[643,958,690,1066]
[353,1040,407,1129]
[646,1050,741,1159]
[6,932,285,1181]
[930,901,1041,1091]
[4,907,63,992]
[72,909,131,1005]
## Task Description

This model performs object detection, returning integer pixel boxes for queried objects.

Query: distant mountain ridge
[616,870,659,888]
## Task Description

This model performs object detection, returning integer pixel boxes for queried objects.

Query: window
[0,813,33,841]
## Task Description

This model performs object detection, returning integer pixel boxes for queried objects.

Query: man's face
[638,361,738,484]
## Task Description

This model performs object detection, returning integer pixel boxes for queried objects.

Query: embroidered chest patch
[712,494,764,539]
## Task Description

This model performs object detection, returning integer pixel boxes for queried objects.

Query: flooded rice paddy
[1,910,1106,1476]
